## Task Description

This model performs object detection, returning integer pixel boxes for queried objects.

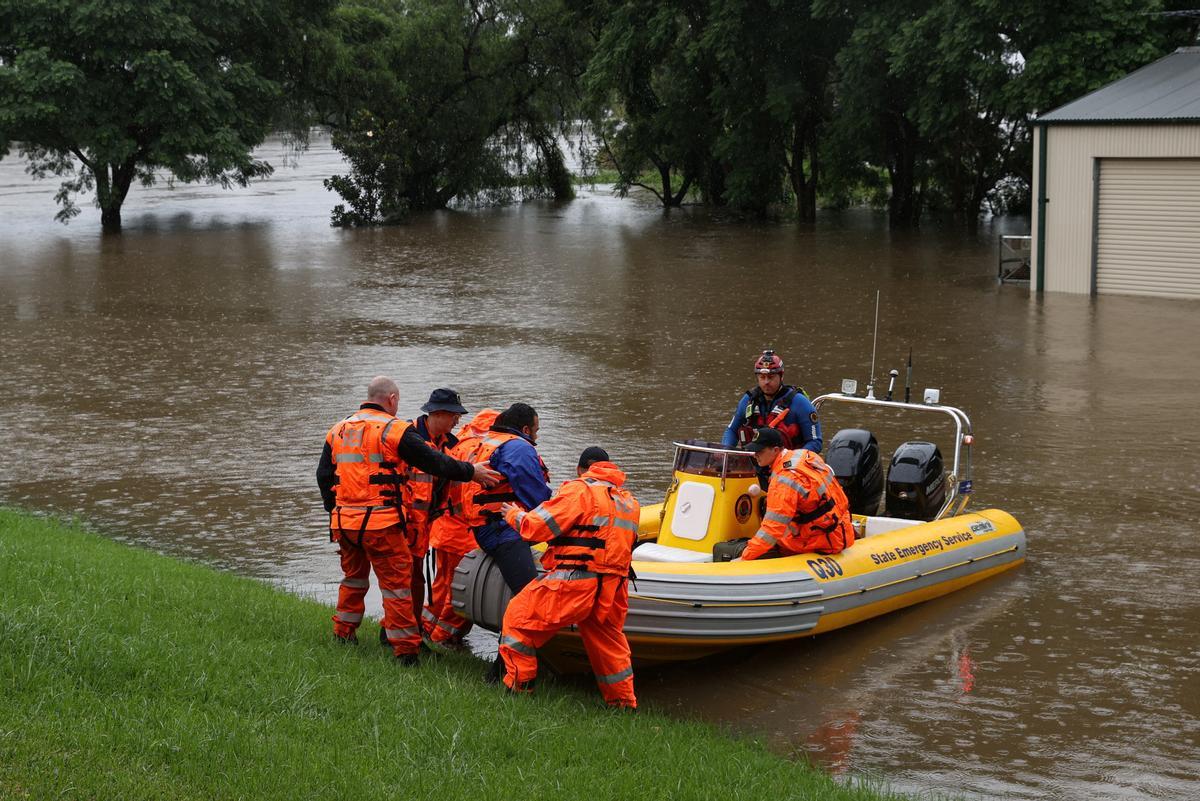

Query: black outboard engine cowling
[885,441,946,521]
[826,428,883,515]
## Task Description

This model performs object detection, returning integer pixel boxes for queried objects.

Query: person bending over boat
[494,447,640,708]
[736,428,854,561]
[317,376,500,665]
[721,349,822,452]
[455,403,551,595]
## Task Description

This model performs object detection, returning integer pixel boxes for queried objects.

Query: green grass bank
[0,509,908,801]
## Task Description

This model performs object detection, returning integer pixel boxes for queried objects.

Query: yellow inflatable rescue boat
[454,383,1026,669]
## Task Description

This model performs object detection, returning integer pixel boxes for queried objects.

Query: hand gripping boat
[453,384,1026,669]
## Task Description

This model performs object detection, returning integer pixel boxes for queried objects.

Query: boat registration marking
[806,557,844,580]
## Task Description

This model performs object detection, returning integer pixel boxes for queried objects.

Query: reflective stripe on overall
[542,477,640,576]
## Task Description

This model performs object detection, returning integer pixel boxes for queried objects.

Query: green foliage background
[2,0,1195,230]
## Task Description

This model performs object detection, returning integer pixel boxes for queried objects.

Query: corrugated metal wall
[1033,125,1200,296]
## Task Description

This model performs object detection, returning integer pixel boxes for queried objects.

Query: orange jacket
[504,462,640,577]
[401,418,454,554]
[429,410,500,554]
[742,448,854,560]
[324,409,412,533]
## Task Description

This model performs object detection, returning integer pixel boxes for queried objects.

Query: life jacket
[429,410,500,553]
[735,384,808,447]
[457,430,527,529]
[325,408,411,534]
[540,463,640,577]
[773,448,854,554]
[402,416,456,553]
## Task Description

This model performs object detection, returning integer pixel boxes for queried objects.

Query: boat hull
[451,508,1025,670]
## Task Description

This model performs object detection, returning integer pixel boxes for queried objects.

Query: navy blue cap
[741,427,785,452]
[578,446,610,469]
[421,388,467,415]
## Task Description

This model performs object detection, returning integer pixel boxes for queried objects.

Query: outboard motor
[825,428,883,515]
[885,441,946,521]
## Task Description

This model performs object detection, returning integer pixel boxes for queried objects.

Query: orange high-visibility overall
[325,408,421,656]
[498,462,640,708]
[402,420,453,557]
[402,419,453,625]
[422,410,499,645]
[742,448,855,561]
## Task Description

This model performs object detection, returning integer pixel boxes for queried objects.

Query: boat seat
[633,542,713,563]
[863,516,921,537]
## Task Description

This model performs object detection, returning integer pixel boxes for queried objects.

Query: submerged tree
[582,0,718,209]
[0,0,331,232]
[313,0,586,226]
[703,0,850,219]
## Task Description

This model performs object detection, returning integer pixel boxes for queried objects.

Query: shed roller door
[1096,159,1200,299]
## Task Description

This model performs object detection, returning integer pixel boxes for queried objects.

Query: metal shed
[1032,47,1200,299]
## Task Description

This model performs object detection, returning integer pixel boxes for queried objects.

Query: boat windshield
[673,442,759,478]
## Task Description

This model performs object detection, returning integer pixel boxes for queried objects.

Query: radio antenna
[904,347,913,403]
[865,291,880,399]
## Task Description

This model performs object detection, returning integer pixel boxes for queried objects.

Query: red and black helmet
[753,349,784,375]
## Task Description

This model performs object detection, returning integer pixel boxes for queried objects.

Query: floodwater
[2,133,1197,801]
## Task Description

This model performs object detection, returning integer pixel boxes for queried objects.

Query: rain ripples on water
[2,133,1198,801]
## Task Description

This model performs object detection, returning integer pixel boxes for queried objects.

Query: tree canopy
[0,0,331,231]
[310,0,587,225]
[3,0,1195,231]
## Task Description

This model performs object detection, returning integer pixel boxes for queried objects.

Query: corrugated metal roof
[1036,47,1200,123]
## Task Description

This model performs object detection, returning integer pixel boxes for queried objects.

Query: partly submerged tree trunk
[532,128,574,201]
[885,116,921,227]
[669,173,694,207]
[801,139,818,221]
[787,116,819,221]
[657,162,673,207]
[100,206,122,232]
[702,157,726,207]
[95,159,137,233]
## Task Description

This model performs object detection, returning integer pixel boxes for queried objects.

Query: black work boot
[484,655,505,685]
[379,626,389,647]
[395,652,419,667]
[506,678,536,695]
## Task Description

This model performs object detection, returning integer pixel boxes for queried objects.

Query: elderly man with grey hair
[317,376,499,665]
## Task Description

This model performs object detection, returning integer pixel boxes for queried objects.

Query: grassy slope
[0,509,905,801]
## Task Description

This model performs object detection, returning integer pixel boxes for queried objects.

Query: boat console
[632,381,977,563]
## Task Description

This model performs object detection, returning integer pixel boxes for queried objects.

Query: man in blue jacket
[473,402,552,594]
[721,349,822,452]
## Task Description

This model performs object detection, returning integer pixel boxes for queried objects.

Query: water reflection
[2,133,1198,801]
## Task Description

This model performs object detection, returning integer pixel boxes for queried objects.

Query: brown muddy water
[1,134,1197,800]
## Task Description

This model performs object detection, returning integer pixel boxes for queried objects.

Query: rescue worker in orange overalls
[400,388,467,630]
[736,427,854,561]
[316,376,500,664]
[495,447,640,708]
[421,407,501,648]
